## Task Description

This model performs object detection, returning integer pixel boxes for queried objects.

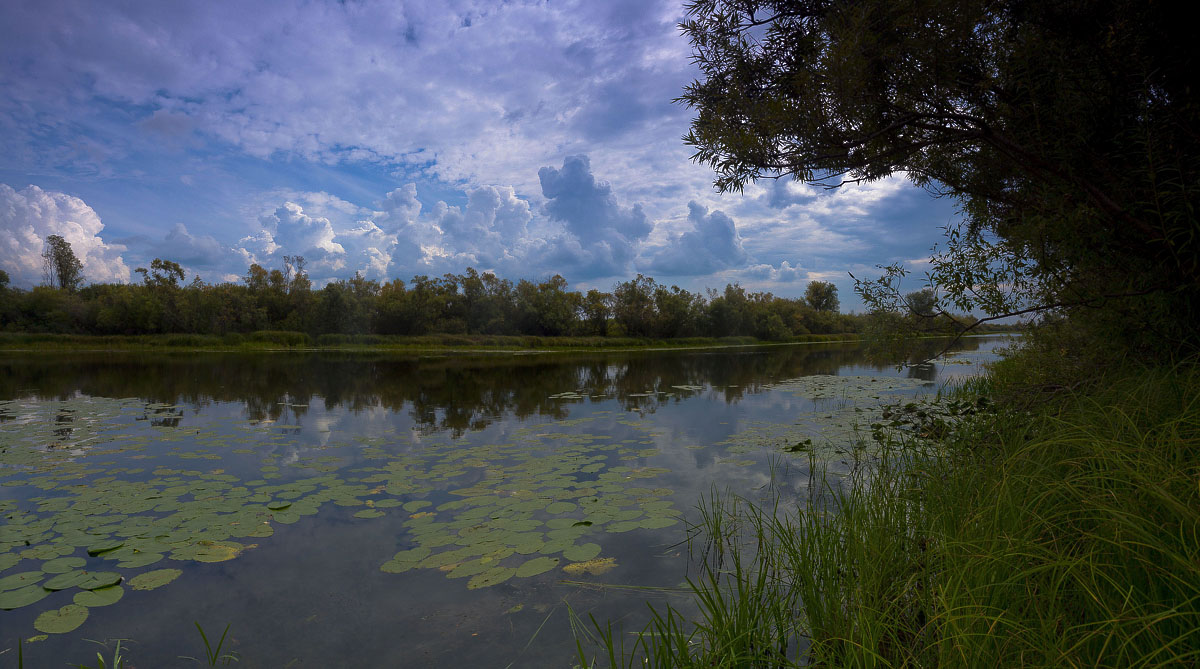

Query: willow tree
[680,0,1199,349]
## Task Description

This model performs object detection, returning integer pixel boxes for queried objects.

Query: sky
[0,0,961,310]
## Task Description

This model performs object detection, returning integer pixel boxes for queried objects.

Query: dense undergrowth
[581,329,1200,667]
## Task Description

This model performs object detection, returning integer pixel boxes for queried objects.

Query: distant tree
[282,256,311,295]
[42,235,84,291]
[652,285,704,338]
[904,289,937,318]
[0,269,9,290]
[805,281,839,313]
[244,264,269,292]
[705,284,750,336]
[516,274,578,336]
[612,275,657,337]
[580,289,611,336]
[135,258,185,288]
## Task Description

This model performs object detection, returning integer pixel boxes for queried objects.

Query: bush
[160,334,221,347]
[248,330,311,347]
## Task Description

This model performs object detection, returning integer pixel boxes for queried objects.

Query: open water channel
[0,336,1011,667]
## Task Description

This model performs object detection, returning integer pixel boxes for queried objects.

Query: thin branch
[904,288,1158,368]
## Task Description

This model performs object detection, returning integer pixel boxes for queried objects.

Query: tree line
[0,237,937,340]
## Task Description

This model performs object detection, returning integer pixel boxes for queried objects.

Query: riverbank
[590,328,1200,666]
[0,331,868,353]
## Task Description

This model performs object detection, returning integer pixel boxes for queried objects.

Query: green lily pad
[34,604,89,634]
[379,559,415,574]
[0,584,50,610]
[402,500,432,513]
[78,571,122,590]
[0,553,21,571]
[74,585,124,607]
[40,557,86,574]
[446,558,495,579]
[266,501,291,510]
[171,541,244,563]
[639,516,680,530]
[515,556,559,578]
[546,502,577,514]
[467,566,516,590]
[86,539,124,556]
[43,570,90,591]
[128,568,182,591]
[0,571,42,591]
[353,509,384,519]
[116,552,164,568]
[562,542,602,562]
[390,547,432,563]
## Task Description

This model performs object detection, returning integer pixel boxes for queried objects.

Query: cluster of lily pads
[376,419,679,590]
[1,394,684,638]
[715,375,936,459]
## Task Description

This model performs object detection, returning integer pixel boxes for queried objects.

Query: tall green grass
[583,358,1200,667]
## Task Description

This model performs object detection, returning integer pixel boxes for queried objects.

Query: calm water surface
[0,336,1011,667]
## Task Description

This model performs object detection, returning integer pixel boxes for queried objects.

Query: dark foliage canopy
[680,0,1199,348]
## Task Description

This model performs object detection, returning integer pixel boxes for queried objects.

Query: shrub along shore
[0,330,875,353]
[585,324,1200,667]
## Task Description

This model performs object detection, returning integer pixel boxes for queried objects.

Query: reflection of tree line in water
[0,338,984,434]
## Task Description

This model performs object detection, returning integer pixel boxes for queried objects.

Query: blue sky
[0,0,960,310]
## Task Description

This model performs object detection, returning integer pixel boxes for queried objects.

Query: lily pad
[515,556,559,578]
[34,604,89,634]
[0,571,42,591]
[171,541,243,563]
[0,584,50,610]
[562,542,601,562]
[446,558,494,579]
[353,509,385,519]
[266,501,292,510]
[639,516,680,530]
[86,539,125,556]
[43,570,90,591]
[40,557,86,574]
[562,557,617,576]
[128,568,182,591]
[78,571,122,590]
[74,584,124,607]
[0,553,20,571]
[116,552,164,568]
[467,566,516,589]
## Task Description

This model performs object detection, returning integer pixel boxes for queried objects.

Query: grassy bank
[0,331,865,353]
[586,340,1200,666]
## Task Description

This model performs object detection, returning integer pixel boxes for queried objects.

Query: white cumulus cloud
[645,201,748,276]
[0,183,130,286]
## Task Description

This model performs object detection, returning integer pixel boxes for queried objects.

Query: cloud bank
[646,201,748,276]
[0,184,130,285]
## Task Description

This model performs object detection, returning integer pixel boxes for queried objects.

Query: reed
[580,353,1200,667]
